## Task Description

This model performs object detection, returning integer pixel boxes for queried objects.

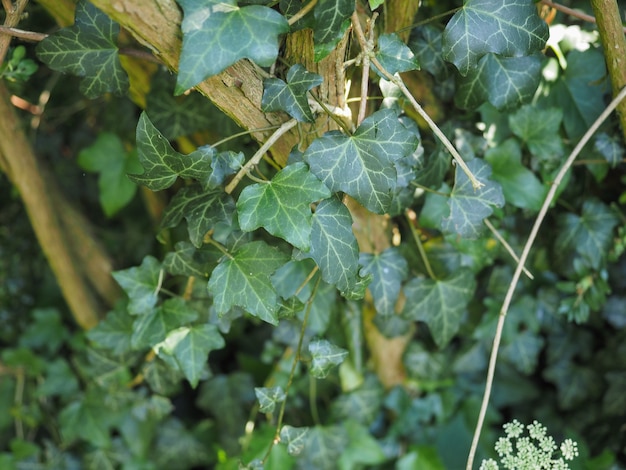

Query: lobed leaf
[359,248,408,316]
[313,0,354,61]
[374,33,420,76]
[309,339,348,378]
[131,298,199,350]
[255,386,286,413]
[280,425,309,456]
[262,64,323,122]
[112,256,162,315]
[509,105,564,159]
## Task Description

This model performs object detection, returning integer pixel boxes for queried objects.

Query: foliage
[1,0,626,469]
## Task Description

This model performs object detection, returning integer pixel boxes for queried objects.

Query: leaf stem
[211,125,281,148]
[406,209,437,280]
[351,12,378,126]
[395,7,463,34]
[466,85,626,470]
[225,118,298,194]
[540,0,626,33]
[0,25,47,41]
[483,218,534,280]
[411,181,450,197]
[206,237,234,260]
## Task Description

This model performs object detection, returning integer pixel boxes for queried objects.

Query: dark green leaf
[442,0,549,76]
[595,133,624,168]
[255,386,286,413]
[36,0,128,98]
[280,425,309,456]
[112,256,161,315]
[402,269,476,347]
[543,361,600,409]
[409,25,450,80]
[154,418,214,468]
[298,425,347,470]
[441,159,504,238]
[163,241,222,278]
[208,241,289,324]
[313,0,353,61]
[18,308,67,354]
[262,64,323,122]
[208,150,245,188]
[509,105,564,158]
[37,359,79,397]
[359,248,408,315]
[502,331,544,375]
[176,0,289,93]
[309,339,348,378]
[131,298,199,350]
[59,393,114,447]
[456,53,543,110]
[331,376,384,426]
[603,371,626,415]
[338,420,386,469]
[374,33,420,76]
[237,162,331,250]
[155,324,225,388]
[87,308,134,355]
[304,109,419,213]
[271,258,319,302]
[484,138,547,210]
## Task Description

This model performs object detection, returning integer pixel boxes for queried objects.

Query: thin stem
[466,85,626,470]
[411,181,450,197]
[0,0,30,66]
[406,210,437,280]
[0,25,47,41]
[396,7,463,34]
[225,118,298,194]
[540,0,626,33]
[351,12,377,126]
[372,57,483,190]
[294,265,319,298]
[211,125,281,148]
[206,237,234,260]
[309,375,321,425]
[288,0,317,26]
[483,218,534,280]
[118,47,160,64]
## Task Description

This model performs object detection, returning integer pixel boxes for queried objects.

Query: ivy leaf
[339,420,386,469]
[359,248,408,316]
[402,269,476,347]
[175,0,289,93]
[456,53,543,110]
[298,425,347,469]
[35,0,129,98]
[442,0,549,76]
[255,387,286,413]
[484,138,547,211]
[208,150,245,189]
[509,105,564,159]
[159,185,237,248]
[130,113,214,191]
[87,308,134,355]
[374,33,420,76]
[208,241,289,324]
[309,198,370,299]
[441,159,504,238]
[262,64,323,122]
[155,324,225,388]
[113,256,161,315]
[163,242,222,278]
[237,162,331,251]
[59,393,114,447]
[502,331,545,375]
[131,298,199,350]
[595,133,624,168]
[313,0,354,61]
[555,199,619,270]
[280,425,309,456]
[309,339,348,378]
[304,109,419,214]
[409,25,450,80]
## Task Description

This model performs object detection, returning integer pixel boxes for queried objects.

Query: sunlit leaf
[163,241,222,278]
[359,248,408,315]
[255,386,286,413]
[131,298,199,350]
[280,425,309,456]
[262,64,323,122]
[309,339,348,378]
[113,256,162,315]
[374,33,420,76]
[313,0,353,61]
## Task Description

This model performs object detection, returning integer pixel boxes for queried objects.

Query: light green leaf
[208,241,289,324]
[402,269,476,347]
[359,248,408,315]
[509,105,564,159]
[484,138,547,210]
[280,425,309,456]
[338,420,386,470]
[595,133,624,168]
[442,0,549,76]
[87,308,134,355]
[131,298,199,350]
[176,0,289,93]
[262,64,323,122]
[163,241,222,278]
[304,109,419,213]
[159,184,236,248]
[237,162,331,251]
[309,339,348,378]
[155,324,225,388]
[456,53,543,110]
[310,197,370,299]
[35,0,128,98]
[313,0,353,61]
[112,256,161,315]
[255,386,286,413]
[441,159,504,238]
[374,33,420,76]
[369,0,384,9]
[129,113,214,191]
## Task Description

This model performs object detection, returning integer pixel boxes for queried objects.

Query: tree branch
[0,0,30,65]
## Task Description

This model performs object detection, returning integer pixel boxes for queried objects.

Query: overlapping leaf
[374,33,420,76]
[456,53,543,110]
[595,133,624,168]
[409,25,450,80]
[131,298,199,350]
[36,0,129,98]
[237,162,331,251]
[112,256,162,315]
[402,268,476,347]
[304,109,419,214]
[262,65,323,122]
[441,159,504,238]
[87,308,134,355]
[208,241,289,324]
[359,248,408,315]
[163,242,222,278]
[309,339,348,378]
[442,0,549,76]
[509,105,564,159]
[313,0,354,61]
[176,0,289,93]
[159,184,236,248]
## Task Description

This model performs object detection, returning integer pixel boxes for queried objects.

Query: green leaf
[304,109,419,213]
[603,371,626,415]
[331,376,384,426]
[484,138,547,210]
[374,33,420,76]
[456,53,543,110]
[280,425,309,456]
[78,132,141,217]
[442,0,549,76]
[262,64,323,122]
[155,324,225,388]
[359,248,408,315]
[555,199,619,269]
[509,105,564,159]
[59,393,114,447]
[176,0,289,93]
[18,308,67,354]
[208,241,289,324]
[159,184,237,248]
[298,425,347,469]
[208,150,245,189]
[37,359,79,398]
[131,298,199,350]
[309,339,348,378]
[309,197,370,299]
[543,361,600,409]
[595,133,624,168]
[130,113,214,190]
[402,269,476,347]
[87,307,134,355]
[502,331,544,375]
[237,162,331,251]
[338,420,386,470]
[409,25,450,80]
[441,159,504,238]
[35,0,128,98]
[112,256,162,315]
[255,386,286,413]
[313,0,353,61]
[163,241,222,278]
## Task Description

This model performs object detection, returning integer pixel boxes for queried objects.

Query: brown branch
[540,0,626,34]
[0,25,47,41]
[0,0,30,65]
